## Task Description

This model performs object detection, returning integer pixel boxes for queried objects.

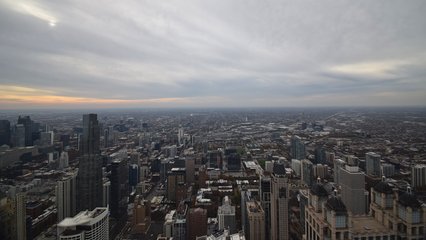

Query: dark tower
[0,120,11,146]
[77,114,103,211]
[17,116,32,146]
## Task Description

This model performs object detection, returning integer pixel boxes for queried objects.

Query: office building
[167,168,185,202]
[13,124,26,147]
[259,176,271,240]
[313,164,328,179]
[102,179,110,208]
[381,163,395,177]
[333,158,346,185]
[411,164,426,189]
[58,151,69,170]
[0,120,11,146]
[56,171,78,222]
[301,159,313,187]
[57,207,109,240]
[185,156,195,184]
[187,208,207,240]
[245,201,265,240]
[291,159,301,176]
[366,152,381,177]
[270,162,289,240]
[173,202,188,240]
[339,165,367,215]
[290,135,306,160]
[17,116,33,146]
[109,158,129,220]
[226,153,241,171]
[314,145,327,164]
[132,195,151,234]
[217,196,236,234]
[15,192,26,240]
[77,114,103,212]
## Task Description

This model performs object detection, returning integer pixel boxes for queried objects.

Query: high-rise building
[15,192,26,240]
[57,207,109,240]
[173,203,188,240]
[366,152,381,177]
[167,168,185,202]
[290,135,306,160]
[56,171,78,222]
[58,151,69,170]
[270,162,289,240]
[77,114,103,212]
[178,127,184,146]
[291,159,301,176]
[0,120,11,146]
[313,164,328,179]
[226,152,241,171]
[259,176,271,240]
[381,163,395,177]
[314,145,327,164]
[109,158,129,220]
[17,116,32,146]
[13,124,26,147]
[411,164,426,189]
[186,208,207,240]
[81,114,100,155]
[339,165,367,215]
[217,196,236,234]
[102,179,110,208]
[245,201,265,240]
[132,195,151,234]
[333,158,346,185]
[301,159,314,187]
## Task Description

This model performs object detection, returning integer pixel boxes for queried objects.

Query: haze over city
[1,0,426,109]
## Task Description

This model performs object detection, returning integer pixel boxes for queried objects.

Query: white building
[57,207,109,240]
[218,196,236,234]
[56,171,78,221]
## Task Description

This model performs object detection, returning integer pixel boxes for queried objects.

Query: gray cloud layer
[1,0,426,108]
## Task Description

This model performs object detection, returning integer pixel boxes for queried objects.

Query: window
[336,215,347,228]
[398,205,406,221]
[412,210,420,224]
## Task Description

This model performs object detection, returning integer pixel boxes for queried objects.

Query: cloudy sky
[1,0,426,109]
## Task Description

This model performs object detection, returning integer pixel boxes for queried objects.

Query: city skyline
[1,0,426,109]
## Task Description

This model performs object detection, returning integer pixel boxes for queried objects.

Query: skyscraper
[366,152,381,177]
[339,165,367,215]
[217,196,236,234]
[110,158,129,220]
[81,114,100,155]
[13,124,25,147]
[270,162,289,240]
[245,201,265,240]
[0,120,11,146]
[301,159,314,187]
[56,171,78,221]
[17,116,33,147]
[290,135,306,160]
[15,192,26,240]
[259,176,271,240]
[77,114,103,212]
[186,208,207,240]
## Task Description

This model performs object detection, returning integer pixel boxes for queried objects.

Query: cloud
[0,0,426,108]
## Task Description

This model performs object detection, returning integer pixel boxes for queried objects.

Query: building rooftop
[351,215,391,235]
[57,207,108,228]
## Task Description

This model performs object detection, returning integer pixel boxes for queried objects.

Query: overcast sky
[1,0,426,109]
